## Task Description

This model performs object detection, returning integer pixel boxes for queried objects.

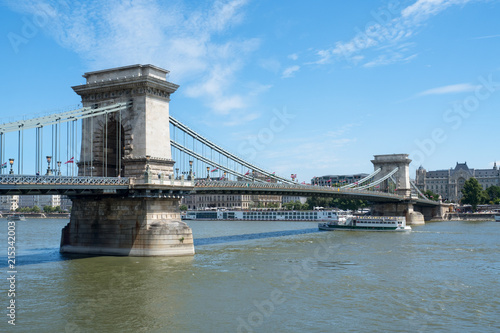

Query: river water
[1,218,499,332]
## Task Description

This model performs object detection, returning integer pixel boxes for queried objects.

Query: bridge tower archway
[103,117,125,177]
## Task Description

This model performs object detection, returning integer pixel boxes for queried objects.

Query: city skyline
[1,0,500,182]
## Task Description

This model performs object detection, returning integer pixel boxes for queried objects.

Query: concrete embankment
[445,213,496,221]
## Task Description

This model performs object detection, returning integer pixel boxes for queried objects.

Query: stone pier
[371,202,425,225]
[60,194,194,256]
[60,64,195,256]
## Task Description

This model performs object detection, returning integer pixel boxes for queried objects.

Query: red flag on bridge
[64,157,74,164]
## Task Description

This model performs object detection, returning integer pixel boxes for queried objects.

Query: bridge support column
[371,202,425,225]
[60,195,194,256]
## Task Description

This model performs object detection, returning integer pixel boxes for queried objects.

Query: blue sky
[1,0,500,182]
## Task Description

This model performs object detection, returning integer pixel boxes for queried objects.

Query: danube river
[1,218,499,332]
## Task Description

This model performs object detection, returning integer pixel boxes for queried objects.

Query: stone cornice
[72,75,179,100]
[123,156,175,163]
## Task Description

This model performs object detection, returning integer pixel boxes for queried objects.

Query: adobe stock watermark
[7,1,69,54]
[238,107,295,161]
[409,73,499,170]
[236,232,338,333]
[335,1,403,64]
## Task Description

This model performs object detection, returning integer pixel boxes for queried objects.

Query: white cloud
[418,83,479,96]
[288,53,298,61]
[281,65,300,78]
[472,34,500,40]
[5,0,262,116]
[363,53,418,68]
[312,0,475,67]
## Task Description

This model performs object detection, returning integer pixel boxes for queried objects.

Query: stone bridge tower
[60,65,194,256]
[371,154,412,198]
[72,64,178,178]
[371,154,425,225]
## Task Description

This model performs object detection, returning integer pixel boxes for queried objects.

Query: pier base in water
[371,202,425,225]
[60,196,194,256]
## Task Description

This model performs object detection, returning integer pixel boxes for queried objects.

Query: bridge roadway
[192,181,439,206]
[0,175,439,206]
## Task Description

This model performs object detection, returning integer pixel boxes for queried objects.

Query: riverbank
[1,213,70,219]
[444,212,497,221]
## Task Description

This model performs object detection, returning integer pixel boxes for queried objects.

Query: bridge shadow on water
[0,228,320,267]
[194,228,319,246]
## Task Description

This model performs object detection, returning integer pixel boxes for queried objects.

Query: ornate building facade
[415,162,500,202]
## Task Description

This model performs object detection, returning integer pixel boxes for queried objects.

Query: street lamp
[144,155,151,182]
[188,160,193,180]
[46,156,52,175]
[57,161,61,176]
[207,166,210,180]
[175,168,179,180]
[9,158,14,174]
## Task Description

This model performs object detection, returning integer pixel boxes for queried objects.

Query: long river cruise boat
[318,216,411,232]
[182,210,340,222]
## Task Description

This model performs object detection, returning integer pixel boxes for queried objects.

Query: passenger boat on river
[318,216,411,232]
[182,210,339,222]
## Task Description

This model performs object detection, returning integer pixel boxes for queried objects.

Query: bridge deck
[0,176,439,205]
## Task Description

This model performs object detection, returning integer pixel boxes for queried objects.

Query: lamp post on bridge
[46,156,52,175]
[188,160,193,180]
[57,161,62,176]
[175,168,179,180]
[144,155,151,183]
[206,166,210,180]
[9,158,14,175]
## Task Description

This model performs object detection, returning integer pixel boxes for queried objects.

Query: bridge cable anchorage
[169,116,296,184]
[340,168,381,189]
[354,167,399,190]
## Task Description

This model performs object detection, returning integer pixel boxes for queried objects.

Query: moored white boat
[495,215,500,222]
[7,214,26,221]
[318,216,411,232]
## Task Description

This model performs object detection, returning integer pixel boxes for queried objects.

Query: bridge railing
[130,177,193,187]
[0,175,130,186]
[193,180,404,198]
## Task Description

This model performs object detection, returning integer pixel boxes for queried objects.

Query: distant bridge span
[192,181,440,206]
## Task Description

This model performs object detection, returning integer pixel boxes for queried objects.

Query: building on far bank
[182,175,282,210]
[19,195,61,209]
[0,195,69,212]
[0,195,19,212]
[311,174,369,186]
[282,196,307,204]
[182,193,282,210]
[415,162,500,202]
